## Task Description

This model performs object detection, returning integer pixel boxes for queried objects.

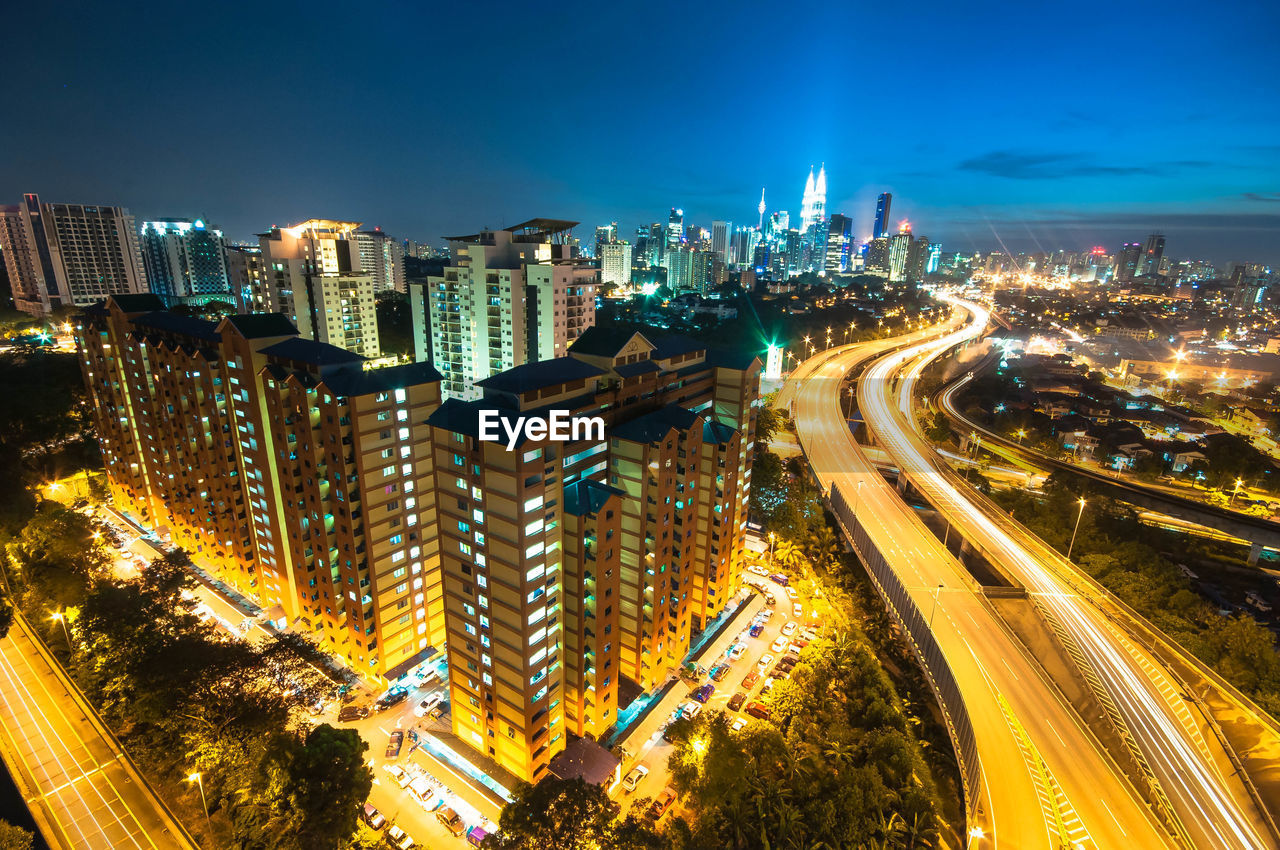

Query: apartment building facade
[426,326,760,782]
[76,294,445,682]
[408,219,598,400]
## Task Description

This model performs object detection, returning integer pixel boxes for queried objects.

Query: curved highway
[785,324,1169,849]
[860,296,1276,850]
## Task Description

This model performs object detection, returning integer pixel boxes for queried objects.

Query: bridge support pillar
[1249,542,1264,566]
[897,474,909,496]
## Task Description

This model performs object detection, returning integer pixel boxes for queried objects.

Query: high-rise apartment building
[407,219,597,400]
[866,237,890,273]
[873,192,893,239]
[824,214,853,275]
[0,193,146,316]
[888,222,914,283]
[226,245,267,311]
[1140,234,1165,278]
[258,220,381,358]
[600,241,632,288]
[76,294,447,682]
[354,229,407,293]
[426,327,760,782]
[593,223,617,258]
[140,218,234,307]
[666,209,684,249]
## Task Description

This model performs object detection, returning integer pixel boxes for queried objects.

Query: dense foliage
[483,777,663,850]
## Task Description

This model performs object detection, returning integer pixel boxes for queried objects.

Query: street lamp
[929,583,944,629]
[767,531,776,566]
[1230,478,1244,507]
[49,610,72,652]
[1016,429,1026,445]
[1066,498,1086,561]
[186,772,211,828]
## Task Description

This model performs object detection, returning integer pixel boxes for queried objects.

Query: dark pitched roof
[703,420,738,444]
[476,357,604,394]
[130,311,221,342]
[612,404,701,444]
[706,348,763,372]
[260,337,365,367]
[322,361,444,397]
[569,327,653,358]
[564,480,624,517]
[222,313,300,339]
[110,294,167,313]
[426,398,507,439]
[548,736,620,787]
[650,335,705,360]
[614,360,661,378]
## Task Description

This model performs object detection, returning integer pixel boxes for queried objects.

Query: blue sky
[5,0,1279,263]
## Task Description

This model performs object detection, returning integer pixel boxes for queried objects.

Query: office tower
[783,230,802,277]
[0,193,146,316]
[729,226,755,267]
[427,328,760,781]
[824,214,853,275]
[666,209,684,248]
[665,245,693,291]
[408,219,597,400]
[907,236,930,281]
[354,229,407,293]
[866,237,890,272]
[1115,242,1142,282]
[873,192,893,239]
[710,221,730,262]
[691,249,715,295]
[594,222,618,257]
[888,222,914,283]
[258,220,381,358]
[925,242,942,275]
[76,295,447,682]
[600,241,632,288]
[140,219,234,307]
[225,245,266,312]
[1140,234,1165,278]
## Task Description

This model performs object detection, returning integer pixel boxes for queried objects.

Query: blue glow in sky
[5,0,1279,262]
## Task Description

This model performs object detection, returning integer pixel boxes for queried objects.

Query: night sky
[6,0,1279,264]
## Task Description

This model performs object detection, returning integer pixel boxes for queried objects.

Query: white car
[385,825,414,850]
[781,621,797,637]
[770,636,789,653]
[747,564,769,577]
[681,701,702,719]
[731,717,748,732]
[786,586,799,600]
[383,763,413,789]
[622,764,650,793]
[793,603,804,618]
[758,654,775,670]
[728,642,746,661]
[408,775,434,804]
[754,610,773,623]
[413,693,443,717]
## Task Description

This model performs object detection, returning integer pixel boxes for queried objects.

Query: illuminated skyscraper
[711,220,730,261]
[354,229,406,293]
[824,214,853,275]
[0,193,146,315]
[140,218,233,307]
[594,222,617,257]
[1140,234,1165,277]
[1115,242,1142,281]
[666,208,684,248]
[888,221,914,282]
[600,241,632,288]
[873,193,893,239]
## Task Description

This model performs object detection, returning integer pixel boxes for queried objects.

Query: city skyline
[4,1,1278,265]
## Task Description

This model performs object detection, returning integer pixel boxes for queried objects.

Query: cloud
[957,150,1211,180]
[1243,192,1280,202]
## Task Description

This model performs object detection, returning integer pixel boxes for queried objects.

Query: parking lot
[612,558,825,820]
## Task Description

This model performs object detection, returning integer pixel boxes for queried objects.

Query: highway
[860,297,1277,849]
[785,329,1169,849]
[0,613,197,850]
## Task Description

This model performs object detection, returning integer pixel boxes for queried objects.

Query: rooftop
[475,357,604,395]
[260,337,365,368]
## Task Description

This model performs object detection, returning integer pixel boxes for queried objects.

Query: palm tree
[774,539,804,570]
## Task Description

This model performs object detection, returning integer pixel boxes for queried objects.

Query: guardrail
[828,482,984,824]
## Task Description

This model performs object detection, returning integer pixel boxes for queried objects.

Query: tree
[0,821,33,850]
[755,406,786,447]
[484,777,661,850]
[253,724,372,850]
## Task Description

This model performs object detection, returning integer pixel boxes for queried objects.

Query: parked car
[383,763,413,789]
[770,636,789,653]
[681,701,703,719]
[360,802,386,830]
[781,621,797,636]
[754,609,773,623]
[385,730,404,758]
[745,701,771,719]
[622,764,650,793]
[741,671,760,689]
[337,705,368,722]
[691,683,715,703]
[728,642,747,661]
[727,692,747,712]
[769,573,790,587]
[768,664,788,680]
[436,807,466,837]
[375,687,409,711]
[465,826,489,847]
[408,775,434,804]
[747,563,768,577]
[792,602,803,618]
[413,693,443,718]
[764,593,777,606]
[648,788,677,820]
[760,678,775,696]
[731,716,748,732]
[758,654,775,670]
[749,624,764,638]
[385,825,414,850]
[786,586,799,600]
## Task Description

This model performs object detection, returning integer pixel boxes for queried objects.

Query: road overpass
[935,361,1280,563]
[0,612,198,850]
[860,297,1278,849]
[785,327,1171,849]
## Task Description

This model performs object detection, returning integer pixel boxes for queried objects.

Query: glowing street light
[49,610,72,652]
[186,772,211,828]
[1016,429,1027,444]
[1230,478,1244,507]
[1066,497,1086,561]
